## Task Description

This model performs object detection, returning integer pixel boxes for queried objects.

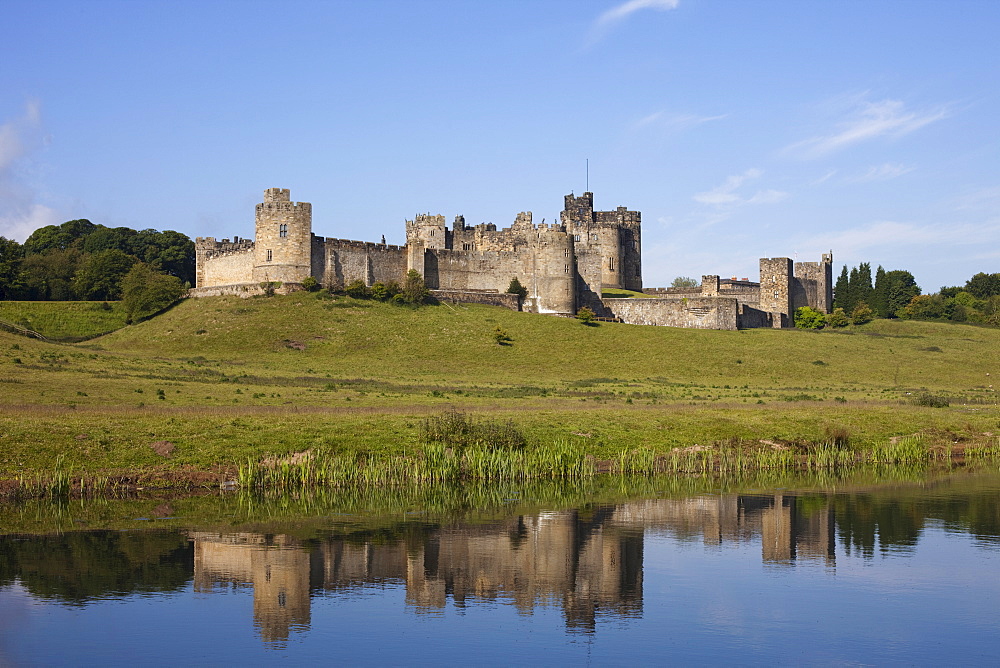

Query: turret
[252,188,313,284]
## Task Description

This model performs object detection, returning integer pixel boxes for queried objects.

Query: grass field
[0,301,129,341]
[0,293,998,490]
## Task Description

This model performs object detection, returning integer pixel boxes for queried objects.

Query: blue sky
[2,0,997,291]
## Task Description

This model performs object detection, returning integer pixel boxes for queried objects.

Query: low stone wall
[603,297,739,330]
[736,305,776,329]
[187,282,305,299]
[430,289,520,310]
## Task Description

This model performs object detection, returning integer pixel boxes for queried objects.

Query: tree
[850,301,874,325]
[825,307,850,328]
[871,266,889,317]
[965,272,1000,299]
[400,269,430,305]
[884,270,920,317]
[72,248,138,300]
[23,219,97,255]
[576,306,597,325]
[18,248,83,300]
[671,276,698,288]
[794,306,826,329]
[506,277,527,300]
[120,263,185,323]
[833,265,850,311]
[0,236,25,300]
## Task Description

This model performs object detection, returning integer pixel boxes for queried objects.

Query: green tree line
[0,219,194,302]
[819,263,1000,328]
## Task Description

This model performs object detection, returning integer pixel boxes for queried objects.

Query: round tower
[530,225,576,315]
[253,188,313,284]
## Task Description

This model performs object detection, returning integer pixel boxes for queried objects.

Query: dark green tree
[22,219,97,254]
[120,263,185,323]
[401,269,430,305]
[871,265,889,317]
[833,265,850,310]
[0,236,25,300]
[964,272,1000,299]
[884,270,921,318]
[856,262,874,308]
[18,248,83,300]
[506,277,527,300]
[73,248,138,300]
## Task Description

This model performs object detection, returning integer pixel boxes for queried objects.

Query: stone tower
[759,257,793,327]
[253,188,313,284]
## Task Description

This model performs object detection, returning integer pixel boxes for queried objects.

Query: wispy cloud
[784,95,948,159]
[632,111,727,132]
[587,0,679,46]
[693,168,788,207]
[0,98,42,175]
[849,163,916,183]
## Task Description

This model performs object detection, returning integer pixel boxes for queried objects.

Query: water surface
[1,469,998,665]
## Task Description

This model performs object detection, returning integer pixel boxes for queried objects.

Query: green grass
[0,293,998,489]
[0,301,128,341]
[602,288,655,298]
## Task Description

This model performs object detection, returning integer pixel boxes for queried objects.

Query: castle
[193,188,832,329]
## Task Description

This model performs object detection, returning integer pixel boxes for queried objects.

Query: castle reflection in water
[188,492,834,643]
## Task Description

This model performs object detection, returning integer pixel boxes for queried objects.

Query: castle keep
[193,188,832,329]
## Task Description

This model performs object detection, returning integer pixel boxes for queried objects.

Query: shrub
[794,306,826,329]
[851,301,874,325]
[826,307,849,328]
[400,269,430,305]
[301,276,320,292]
[370,281,400,302]
[492,326,512,346]
[344,279,370,299]
[576,306,597,325]
[122,263,185,323]
[912,393,949,408]
[506,277,527,300]
[423,410,527,451]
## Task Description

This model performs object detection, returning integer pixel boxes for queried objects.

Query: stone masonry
[192,188,832,329]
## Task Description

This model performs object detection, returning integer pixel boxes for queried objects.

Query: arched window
[279,224,288,238]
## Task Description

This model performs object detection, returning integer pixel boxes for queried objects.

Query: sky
[1,0,998,291]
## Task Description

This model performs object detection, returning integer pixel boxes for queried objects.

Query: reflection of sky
[2,523,999,666]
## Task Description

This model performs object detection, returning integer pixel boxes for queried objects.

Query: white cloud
[632,111,727,132]
[850,163,916,182]
[693,168,787,207]
[0,98,57,242]
[784,95,948,159]
[587,0,679,45]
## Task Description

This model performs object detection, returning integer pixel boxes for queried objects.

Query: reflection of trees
[0,530,193,604]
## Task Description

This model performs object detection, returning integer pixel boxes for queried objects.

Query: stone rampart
[604,297,739,330]
[187,282,306,299]
[430,289,520,310]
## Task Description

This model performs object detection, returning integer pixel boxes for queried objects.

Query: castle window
[564,264,569,273]
[574,235,581,242]
[266,249,272,262]
[609,257,615,271]
[591,234,598,241]
[279,224,288,238]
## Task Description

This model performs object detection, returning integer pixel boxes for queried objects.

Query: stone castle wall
[604,296,739,330]
[194,188,831,331]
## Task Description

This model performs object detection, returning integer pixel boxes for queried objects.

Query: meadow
[0,293,998,493]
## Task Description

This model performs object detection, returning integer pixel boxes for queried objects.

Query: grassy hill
[1,293,998,483]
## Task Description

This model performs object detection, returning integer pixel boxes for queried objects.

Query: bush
[912,393,949,408]
[794,306,826,329]
[301,276,320,292]
[851,301,874,325]
[576,306,597,325]
[370,281,400,302]
[423,410,527,451]
[492,326,512,346]
[344,279,370,299]
[121,263,185,323]
[506,277,527,300]
[826,307,849,328]
[400,269,430,305]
